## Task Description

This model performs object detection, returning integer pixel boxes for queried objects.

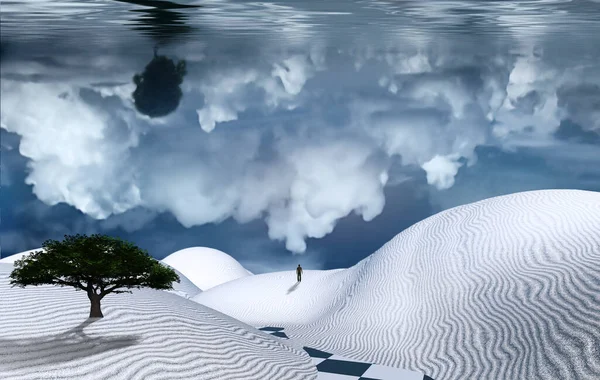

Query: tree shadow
[0,318,140,370]
[287,281,300,294]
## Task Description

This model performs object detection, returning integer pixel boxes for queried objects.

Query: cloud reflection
[1,0,599,255]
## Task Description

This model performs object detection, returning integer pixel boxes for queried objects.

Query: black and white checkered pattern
[259,327,434,380]
[258,326,290,339]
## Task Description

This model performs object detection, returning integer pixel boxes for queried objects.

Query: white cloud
[492,55,563,141]
[194,53,322,132]
[195,69,260,132]
[0,80,142,218]
[348,71,487,188]
[421,154,464,190]
[265,137,388,252]
[3,39,599,255]
[135,129,388,253]
[387,52,432,75]
[272,55,315,95]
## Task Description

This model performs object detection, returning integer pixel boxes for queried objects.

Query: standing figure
[296,264,303,282]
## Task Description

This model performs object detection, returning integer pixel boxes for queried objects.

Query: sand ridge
[195,189,600,379]
[0,263,316,380]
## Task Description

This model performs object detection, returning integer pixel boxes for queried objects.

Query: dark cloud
[554,120,600,145]
[557,83,600,134]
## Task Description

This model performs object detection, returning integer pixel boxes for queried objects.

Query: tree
[132,48,187,118]
[9,234,180,318]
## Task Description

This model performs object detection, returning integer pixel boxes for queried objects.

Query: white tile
[361,364,423,380]
[316,372,360,380]
[326,355,371,364]
[312,357,326,366]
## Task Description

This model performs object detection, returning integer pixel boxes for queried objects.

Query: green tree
[10,234,180,318]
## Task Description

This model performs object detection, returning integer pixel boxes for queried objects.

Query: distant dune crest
[161,246,252,291]
[0,248,45,263]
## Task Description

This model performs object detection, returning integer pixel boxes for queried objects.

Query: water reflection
[115,0,201,46]
[132,48,187,117]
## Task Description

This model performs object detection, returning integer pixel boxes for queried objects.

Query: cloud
[271,55,316,95]
[265,136,388,252]
[2,35,600,255]
[421,154,464,190]
[1,80,142,219]
[492,55,562,138]
[428,143,600,214]
[98,207,158,233]
[134,127,388,253]
[194,53,323,132]
[195,69,260,132]
[387,52,432,75]
[557,83,600,133]
[231,236,327,273]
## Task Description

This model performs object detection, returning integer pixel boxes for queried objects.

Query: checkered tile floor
[258,327,434,380]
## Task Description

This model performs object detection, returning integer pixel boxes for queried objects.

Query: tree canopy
[132,50,187,118]
[10,234,179,318]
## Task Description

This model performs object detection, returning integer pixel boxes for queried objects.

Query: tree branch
[100,283,123,297]
[52,278,87,291]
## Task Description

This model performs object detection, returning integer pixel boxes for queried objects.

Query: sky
[1,0,600,273]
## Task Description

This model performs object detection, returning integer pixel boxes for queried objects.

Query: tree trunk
[88,293,104,318]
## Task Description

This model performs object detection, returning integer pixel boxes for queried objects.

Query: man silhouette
[296,264,303,282]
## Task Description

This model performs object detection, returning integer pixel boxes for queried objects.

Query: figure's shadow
[0,318,140,370]
[287,281,300,294]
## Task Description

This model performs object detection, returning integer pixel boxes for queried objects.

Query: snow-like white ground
[194,189,600,380]
[161,247,252,291]
[0,262,316,380]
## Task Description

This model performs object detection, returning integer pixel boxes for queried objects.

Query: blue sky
[1,0,599,273]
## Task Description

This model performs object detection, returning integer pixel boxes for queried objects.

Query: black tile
[272,331,289,339]
[303,346,333,359]
[258,326,284,332]
[317,359,371,376]
[423,376,435,380]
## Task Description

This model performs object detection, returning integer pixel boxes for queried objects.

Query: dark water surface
[3,0,600,58]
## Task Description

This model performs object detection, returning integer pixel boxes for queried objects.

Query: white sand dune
[194,189,600,380]
[1,248,201,300]
[161,247,252,291]
[1,246,249,296]
[193,269,353,325]
[0,248,45,263]
[165,267,202,299]
[0,263,316,380]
